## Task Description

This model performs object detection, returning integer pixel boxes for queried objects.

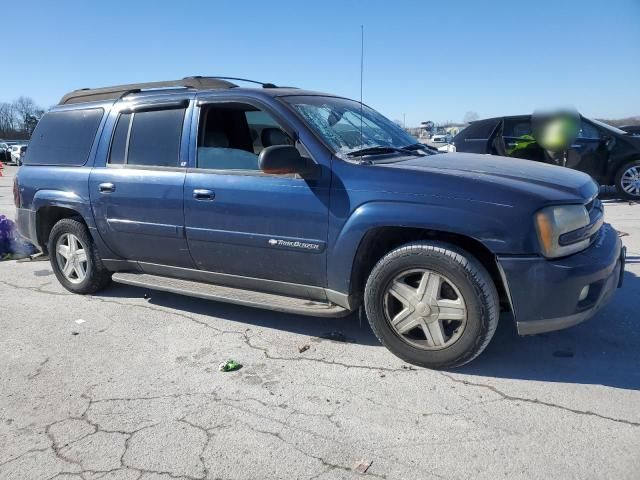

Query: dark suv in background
[13,77,625,369]
[451,115,640,200]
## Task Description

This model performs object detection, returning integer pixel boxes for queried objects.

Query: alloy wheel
[383,269,467,350]
[55,233,89,284]
[620,165,640,197]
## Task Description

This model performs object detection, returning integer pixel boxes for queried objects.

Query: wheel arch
[36,206,87,254]
[327,202,515,309]
[32,189,98,254]
[606,154,639,185]
[346,226,511,314]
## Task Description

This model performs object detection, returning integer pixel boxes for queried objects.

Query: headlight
[534,204,590,258]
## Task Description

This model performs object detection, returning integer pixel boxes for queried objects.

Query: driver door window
[576,120,600,140]
[196,103,293,171]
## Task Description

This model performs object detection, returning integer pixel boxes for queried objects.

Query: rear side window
[25,108,103,166]
[108,108,185,168]
[454,119,499,142]
[108,112,131,165]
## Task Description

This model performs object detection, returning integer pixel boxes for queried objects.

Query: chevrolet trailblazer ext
[14,77,626,368]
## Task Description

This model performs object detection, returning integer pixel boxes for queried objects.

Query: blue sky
[2,0,639,125]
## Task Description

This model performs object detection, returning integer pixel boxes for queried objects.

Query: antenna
[359,25,364,148]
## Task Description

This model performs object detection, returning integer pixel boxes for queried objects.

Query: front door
[183,98,330,289]
[565,118,610,182]
[90,101,194,268]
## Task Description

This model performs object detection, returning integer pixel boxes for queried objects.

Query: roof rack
[204,77,279,89]
[58,76,238,105]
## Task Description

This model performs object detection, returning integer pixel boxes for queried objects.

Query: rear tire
[614,160,640,200]
[48,218,112,294]
[364,241,499,369]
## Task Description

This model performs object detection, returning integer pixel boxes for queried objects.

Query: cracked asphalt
[1,164,639,479]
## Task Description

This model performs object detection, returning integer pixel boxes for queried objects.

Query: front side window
[283,96,416,158]
[108,108,185,167]
[503,118,532,138]
[576,120,600,139]
[196,103,293,171]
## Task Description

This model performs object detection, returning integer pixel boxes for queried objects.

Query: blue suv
[14,77,626,368]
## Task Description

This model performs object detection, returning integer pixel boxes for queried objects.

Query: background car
[9,143,28,164]
[10,145,22,163]
[430,133,451,144]
[0,142,11,163]
[451,115,640,200]
[18,145,27,166]
[620,125,640,136]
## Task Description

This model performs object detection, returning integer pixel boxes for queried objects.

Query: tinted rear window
[454,119,499,142]
[25,108,103,166]
[127,108,185,167]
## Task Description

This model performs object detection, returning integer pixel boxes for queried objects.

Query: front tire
[48,218,112,294]
[364,241,499,369]
[614,160,640,200]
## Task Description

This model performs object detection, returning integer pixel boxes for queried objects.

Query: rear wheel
[615,160,640,200]
[364,241,499,369]
[48,218,111,294]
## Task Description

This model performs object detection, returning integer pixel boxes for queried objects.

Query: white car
[431,133,451,144]
[437,143,457,153]
[10,145,26,164]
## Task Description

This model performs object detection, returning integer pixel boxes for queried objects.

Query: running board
[111,272,350,318]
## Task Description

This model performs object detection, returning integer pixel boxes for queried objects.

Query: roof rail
[202,76,279,88]
[58,76,238,105]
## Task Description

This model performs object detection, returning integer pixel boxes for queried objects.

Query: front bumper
[498,223,624,335]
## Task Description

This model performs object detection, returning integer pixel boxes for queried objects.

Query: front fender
[327,200,520,295]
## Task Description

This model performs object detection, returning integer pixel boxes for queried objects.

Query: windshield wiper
[345,145,425,158]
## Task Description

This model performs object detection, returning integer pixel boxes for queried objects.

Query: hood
[379,152,598,204]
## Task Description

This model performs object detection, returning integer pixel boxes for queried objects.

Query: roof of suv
[58,76,338,105]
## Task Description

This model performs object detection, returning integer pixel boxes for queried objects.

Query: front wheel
[614,160,640,200]
[364,241,499,369]
[48,218,112,294]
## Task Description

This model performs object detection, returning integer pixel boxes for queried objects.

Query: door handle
[99,182,115,193]
[193,189,215,200]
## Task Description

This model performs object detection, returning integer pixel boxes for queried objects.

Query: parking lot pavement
[1,164,638,480]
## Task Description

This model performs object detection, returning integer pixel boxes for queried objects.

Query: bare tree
[0,102,16,137]
[12,96,39,133]
[463,111,480,123]
[0,96,44,139]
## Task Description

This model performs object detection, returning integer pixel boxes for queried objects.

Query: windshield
[589,118,627,135]
[284,95,418,158]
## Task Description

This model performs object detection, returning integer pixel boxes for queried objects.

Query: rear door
[89,98,195,268]
[452,119,500,153]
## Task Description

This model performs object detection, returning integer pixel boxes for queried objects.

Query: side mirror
[259,145,318,177]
